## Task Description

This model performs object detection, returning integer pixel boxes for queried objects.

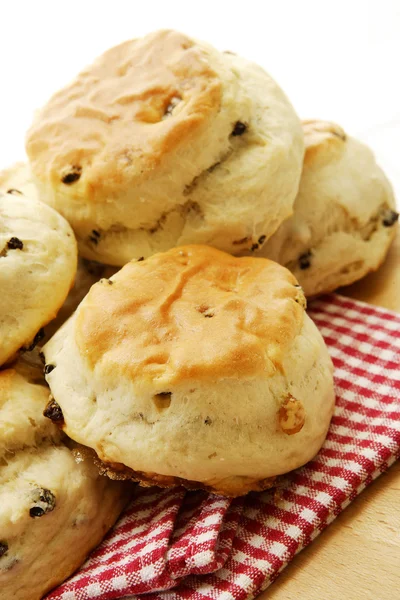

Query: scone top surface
[76,245,304,387]
[27,30,221,199]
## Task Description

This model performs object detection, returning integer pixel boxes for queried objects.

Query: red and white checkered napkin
[47,294,400,600]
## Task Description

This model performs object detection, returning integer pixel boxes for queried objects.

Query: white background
[0,0,399,198]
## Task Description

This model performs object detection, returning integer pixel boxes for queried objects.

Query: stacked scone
[0,29,397,598]
[0,177,131,600]
[0,363,130,600]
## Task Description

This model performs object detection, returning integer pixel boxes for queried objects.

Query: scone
[0,162,38,199]
[43,258,117,341]
[255,120,398,296]
[0,367,131,600]
[0,191,77,366]
[42,245,335,497]
[26,29,304,266]
[0,163,111,344]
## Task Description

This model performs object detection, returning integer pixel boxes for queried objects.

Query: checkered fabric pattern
[46,294,400,600]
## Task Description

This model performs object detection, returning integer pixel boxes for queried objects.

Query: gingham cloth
[46,294,400,600]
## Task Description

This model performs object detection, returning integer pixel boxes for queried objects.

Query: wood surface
[259,229,400,599]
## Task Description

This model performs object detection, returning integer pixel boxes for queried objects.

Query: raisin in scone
[42,245,335,497]
[0,367,131,600]
[26,29,304,266]
[0,191,77,366]
[255,120,398,296]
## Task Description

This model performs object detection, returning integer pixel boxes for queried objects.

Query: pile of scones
[0,30,398,599]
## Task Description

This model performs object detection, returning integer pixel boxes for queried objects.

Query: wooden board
[259,229,400,600]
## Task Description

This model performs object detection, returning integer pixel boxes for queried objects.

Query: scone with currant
[0,189,77,366]
[254,120,398,296]
[42,245,335,497]
[0,365,131,600]
[26,29,304,265]
[0,162,115,344]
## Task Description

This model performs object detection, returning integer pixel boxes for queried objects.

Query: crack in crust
[285,201,394,274]
[85,199,204,246]
[183,148,234,196]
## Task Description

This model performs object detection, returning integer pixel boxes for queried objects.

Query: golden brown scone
[0,367,131,600]
[42,245,335,497]
[26,29,304,265]
[43,258,117,342]
[0,190,77,366]
[254,120,398,296]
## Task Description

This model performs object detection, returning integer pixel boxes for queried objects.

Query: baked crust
[26,29,304,265]
[75,245,303,384]
[93,455,276,497]
[43,245,334,495]
[26,30,222,201]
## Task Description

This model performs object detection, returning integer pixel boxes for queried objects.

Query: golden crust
[93,455,276,497]
[302,119,347,166]
[24,31,304,266]
[75,245,303,386]
[26,30,222,202]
